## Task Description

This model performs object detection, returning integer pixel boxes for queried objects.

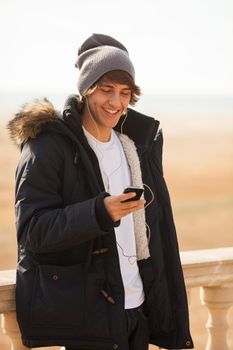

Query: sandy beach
[0,114,232,349]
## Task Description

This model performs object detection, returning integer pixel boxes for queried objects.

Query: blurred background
[0,0,233,349]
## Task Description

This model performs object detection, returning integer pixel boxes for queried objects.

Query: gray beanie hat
[75,33,135,95]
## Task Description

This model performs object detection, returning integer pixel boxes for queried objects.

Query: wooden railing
[1,247,233,350]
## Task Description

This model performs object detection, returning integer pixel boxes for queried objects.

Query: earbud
[120,110,128,134]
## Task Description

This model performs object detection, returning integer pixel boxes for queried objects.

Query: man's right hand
[103,193,145,222]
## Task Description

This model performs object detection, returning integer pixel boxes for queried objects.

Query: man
[8,33,193,349]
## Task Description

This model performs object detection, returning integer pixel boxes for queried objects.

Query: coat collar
[63,95,160,150]
[115,108,160,150]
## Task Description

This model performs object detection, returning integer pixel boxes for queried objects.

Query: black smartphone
[122,186,144,202]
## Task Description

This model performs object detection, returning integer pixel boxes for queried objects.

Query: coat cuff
[95,192,120,232]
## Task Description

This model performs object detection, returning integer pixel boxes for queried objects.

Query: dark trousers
[125,304,149,350]
[66,304,149,350]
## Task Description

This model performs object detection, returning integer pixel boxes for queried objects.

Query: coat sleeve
[15,133,112,254]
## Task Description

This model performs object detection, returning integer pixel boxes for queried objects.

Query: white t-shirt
[83,127,144,309]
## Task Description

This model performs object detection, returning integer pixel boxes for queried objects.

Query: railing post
[186,288,191,305]
[1,311,30,350]
[200,284,233,350]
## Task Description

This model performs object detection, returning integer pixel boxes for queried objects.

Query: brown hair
[77,70,141,112]
[97,70,141,105]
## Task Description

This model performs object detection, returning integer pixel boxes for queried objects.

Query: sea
[0,91,233,121]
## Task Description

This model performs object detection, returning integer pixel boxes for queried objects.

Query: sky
[1,0,233,97]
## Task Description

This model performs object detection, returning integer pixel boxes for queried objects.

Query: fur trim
[117,132,150,261]
[7,98,60,146]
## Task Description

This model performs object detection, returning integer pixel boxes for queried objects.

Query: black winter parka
[9,95,193,349]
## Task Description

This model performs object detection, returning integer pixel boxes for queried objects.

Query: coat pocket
[84,262,110,338]
[30,263,85,328]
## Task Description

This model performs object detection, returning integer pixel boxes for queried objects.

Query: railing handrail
[180,247,233,288]
[0,247,233,313]
[0,269,16,313]
[181,247,233,264]
[1,247,233,350]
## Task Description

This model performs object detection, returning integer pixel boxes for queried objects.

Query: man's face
[83,80,131,140]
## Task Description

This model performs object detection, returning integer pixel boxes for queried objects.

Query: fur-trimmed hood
[7,98,61,146]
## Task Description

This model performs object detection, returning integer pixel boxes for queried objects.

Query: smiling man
[9,33,193,350]
[82,79,132,141]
